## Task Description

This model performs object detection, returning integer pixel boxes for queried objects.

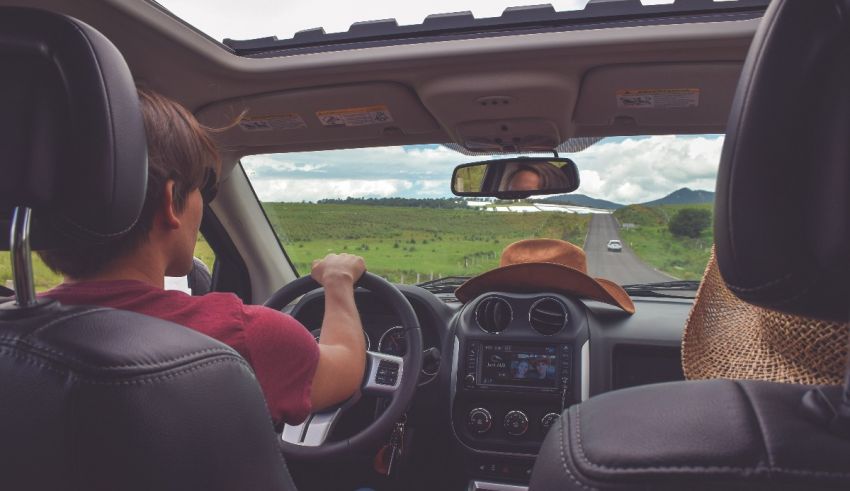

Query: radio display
[480,344,559,388]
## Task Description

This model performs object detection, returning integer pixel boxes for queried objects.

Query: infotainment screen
[480,344,559,388]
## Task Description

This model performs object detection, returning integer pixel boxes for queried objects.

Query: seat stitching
[572,404,850,479]
[30,307,115,334]
[0,345,247,382]
[0,337,234,370]
[560,409,597,491]
[0,345,75,376]
[76,356,252,385]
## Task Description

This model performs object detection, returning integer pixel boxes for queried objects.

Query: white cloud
[242,135,724,204]
[157,0,590,41]
[249,178,416,202]
[573,135,724,203]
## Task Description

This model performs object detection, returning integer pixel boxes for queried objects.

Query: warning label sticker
[616,89,700,109]
[239,113,307,132]
[316,105,394,127]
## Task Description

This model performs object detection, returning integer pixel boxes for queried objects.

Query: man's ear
[160,179,182,230]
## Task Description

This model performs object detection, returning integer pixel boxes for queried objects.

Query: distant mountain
[536,194,624,210]
[641,188,714,207]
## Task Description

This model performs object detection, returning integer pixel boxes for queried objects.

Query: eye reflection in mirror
[451,157,580,199]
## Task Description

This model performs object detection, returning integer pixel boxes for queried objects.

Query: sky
[243,135,724,204]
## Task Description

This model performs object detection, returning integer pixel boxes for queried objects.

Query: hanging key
[386,419,406,476]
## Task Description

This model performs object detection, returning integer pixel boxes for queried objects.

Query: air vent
[475,297,512,334]
[529,298,568,335]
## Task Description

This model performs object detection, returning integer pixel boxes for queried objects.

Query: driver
[38,88,366,427]
[503,162,574,192]
[505,166,542,192]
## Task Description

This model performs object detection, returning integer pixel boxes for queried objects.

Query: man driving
[38,88,365,426]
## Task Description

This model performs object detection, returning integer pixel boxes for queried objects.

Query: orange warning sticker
[316,105,394,127]
[616,88,700,109]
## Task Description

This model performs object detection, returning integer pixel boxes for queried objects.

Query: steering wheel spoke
[281,407,343,447]
[362,351,404,397]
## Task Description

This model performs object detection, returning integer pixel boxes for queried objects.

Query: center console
[451,293,589,485]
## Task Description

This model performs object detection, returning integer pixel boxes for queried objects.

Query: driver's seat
[0,8,295,490]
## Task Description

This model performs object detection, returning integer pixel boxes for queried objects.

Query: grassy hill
[641,188,714,207]
[613,204,667,227]
[536,194,623,210]
[614,203,713,280]
[263,203,589,282]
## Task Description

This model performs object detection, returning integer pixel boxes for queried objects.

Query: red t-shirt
[42,280,319,425]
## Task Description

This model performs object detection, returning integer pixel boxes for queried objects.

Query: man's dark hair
[39,88,221,279]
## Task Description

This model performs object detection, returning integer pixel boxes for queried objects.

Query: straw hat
[683,248,849,385]
[455,239,635,314]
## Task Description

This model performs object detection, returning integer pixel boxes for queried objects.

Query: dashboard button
[467,408,493,434]
[541,412,560,431]
[503,410,529,437]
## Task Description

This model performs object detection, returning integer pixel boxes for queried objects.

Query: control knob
[541,412,560,431]
[464,374,476,388]
[467,408,493,434]
[504,410,529,437]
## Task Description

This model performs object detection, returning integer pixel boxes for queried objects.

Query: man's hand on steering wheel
[311,253,366,287]
[309,254,369,411]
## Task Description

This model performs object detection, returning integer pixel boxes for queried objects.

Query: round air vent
[475,297,512,334]
[529,298,568,335]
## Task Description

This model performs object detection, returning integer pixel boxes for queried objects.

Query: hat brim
[455,262,635,314]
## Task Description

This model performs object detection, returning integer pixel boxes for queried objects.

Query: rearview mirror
[451,157,580,199]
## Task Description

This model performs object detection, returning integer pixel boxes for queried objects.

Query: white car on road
[607,240,623,252]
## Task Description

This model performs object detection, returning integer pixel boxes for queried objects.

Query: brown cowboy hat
[455,239,635,314]
[683,248,849,385]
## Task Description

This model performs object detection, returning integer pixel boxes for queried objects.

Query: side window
[164,233,217,295]
[1,252,65,293]
[1,234,217,296]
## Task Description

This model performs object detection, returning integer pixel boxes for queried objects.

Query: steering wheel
[264,272,423,460]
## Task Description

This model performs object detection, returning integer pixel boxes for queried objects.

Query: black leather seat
[529,0,850,489]
[0,8,295,490]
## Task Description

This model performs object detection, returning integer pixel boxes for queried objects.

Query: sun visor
[195,82,440,151]
[573,63,742,136]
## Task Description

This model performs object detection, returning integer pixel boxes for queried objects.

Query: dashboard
[286,284,691,489]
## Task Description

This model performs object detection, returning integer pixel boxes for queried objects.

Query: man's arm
[309,253,367,411]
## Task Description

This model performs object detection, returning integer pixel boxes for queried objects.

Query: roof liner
[2,0,761,157]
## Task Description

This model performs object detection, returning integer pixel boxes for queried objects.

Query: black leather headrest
[715,0,850,322]
[0,7,147,249]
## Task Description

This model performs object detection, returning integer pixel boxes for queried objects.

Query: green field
[263,203,590,283]
[1,204,587,291]
[615,203,713,280]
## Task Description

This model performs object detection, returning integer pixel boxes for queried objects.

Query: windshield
[244,135,721,290]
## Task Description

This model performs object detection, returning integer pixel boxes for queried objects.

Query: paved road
[583,214,675,285]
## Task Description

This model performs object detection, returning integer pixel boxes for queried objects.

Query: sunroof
[154,1,590,43]
[152,0,767,56]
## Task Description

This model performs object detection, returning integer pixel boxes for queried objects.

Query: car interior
[1,0,849,490]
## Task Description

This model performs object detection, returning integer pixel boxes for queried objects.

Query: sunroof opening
[154,0,591,43]
[152,0,767,56]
